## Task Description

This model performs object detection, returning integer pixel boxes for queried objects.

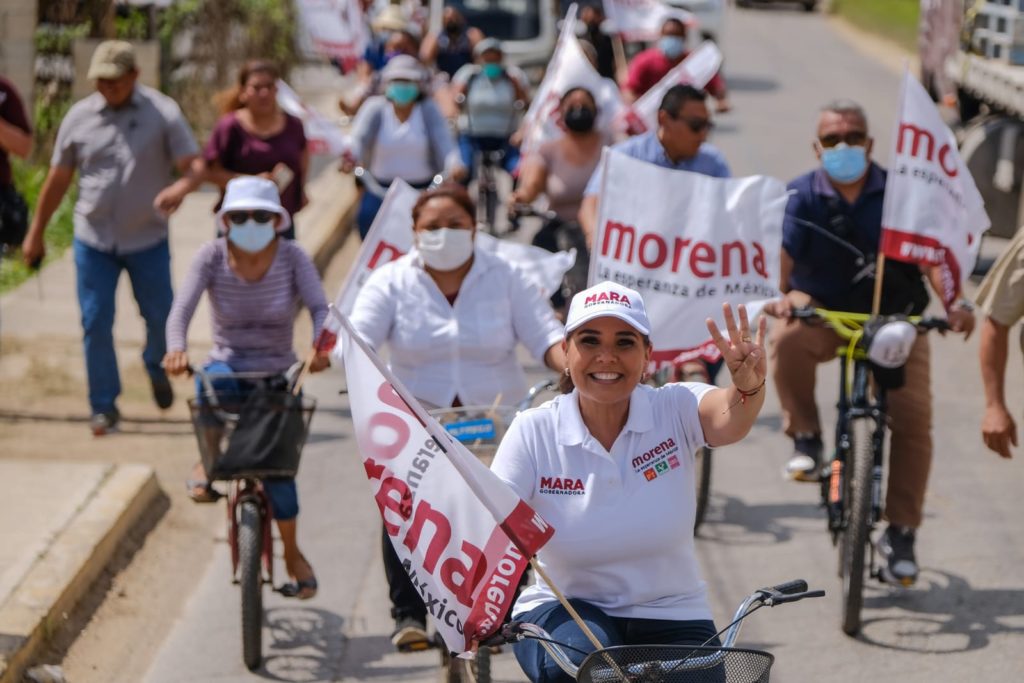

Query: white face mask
[416,227,474,271]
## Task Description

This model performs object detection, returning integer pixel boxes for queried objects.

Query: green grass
[0,160,76,294]
[831,0,920,54]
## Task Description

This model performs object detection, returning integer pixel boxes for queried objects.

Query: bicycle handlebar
[353,166,445,198]
[483,580,825,677]
[791,306,952,335]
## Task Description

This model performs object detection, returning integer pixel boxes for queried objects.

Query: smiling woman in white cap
[162,176,329,599]
[490,281,767,683]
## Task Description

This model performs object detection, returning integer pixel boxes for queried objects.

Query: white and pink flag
[276,79,351,157]
[603,0,694,42]
[618,41,722,135]
[590,150,787,365]
[880,70,989,307]
[519,4,624,157]
[333,311,555,654]
[295,0,368,72]
[332,180,576,317]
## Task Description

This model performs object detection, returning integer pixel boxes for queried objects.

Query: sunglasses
[818,131,868,148]
[225,210,276,225]
[669,114,714,133]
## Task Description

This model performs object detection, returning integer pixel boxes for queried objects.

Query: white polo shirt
[491,382,715,621]
[349,246,563,407]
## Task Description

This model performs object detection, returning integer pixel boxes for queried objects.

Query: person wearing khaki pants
[764,100,974,586]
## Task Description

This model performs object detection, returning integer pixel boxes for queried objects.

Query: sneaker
[150,374,174,410]
[876,525,918,586]
[391,616,430,652]
[785,433,823,482]
[90,408,121,436]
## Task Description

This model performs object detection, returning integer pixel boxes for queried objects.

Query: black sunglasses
[669,114,714,133]
[225,210,276,225]
[818,131,868,148]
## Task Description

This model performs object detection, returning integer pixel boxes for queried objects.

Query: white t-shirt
[368,104,435,183]
[348,246,564,408]
[491,382,715,621]
[452,64,529,137]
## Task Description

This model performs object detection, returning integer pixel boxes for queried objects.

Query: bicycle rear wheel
[840,417,873,636]
[239,499,264,670]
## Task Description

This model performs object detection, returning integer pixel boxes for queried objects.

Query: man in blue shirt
[578,84,730,242]
[764,99,974,586]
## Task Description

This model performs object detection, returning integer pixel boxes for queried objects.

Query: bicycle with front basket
[481,579,824,682]
[187,365,316,671]
[428,378,558,683]
[789,307,949,635]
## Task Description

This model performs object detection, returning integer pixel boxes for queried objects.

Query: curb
[298,168,359,275]
[0,464,160,683]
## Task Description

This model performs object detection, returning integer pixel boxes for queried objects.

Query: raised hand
[705,302,767,393]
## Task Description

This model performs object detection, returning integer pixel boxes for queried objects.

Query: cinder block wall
[0,0,37,104]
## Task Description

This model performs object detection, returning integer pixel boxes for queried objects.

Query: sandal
[280,555,318,599]
[186,479,222,503]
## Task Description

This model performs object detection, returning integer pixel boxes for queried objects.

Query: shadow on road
[697,493,822,544]
[725,74,781,93]
[858,570,1024,654]
[259,606,346,681]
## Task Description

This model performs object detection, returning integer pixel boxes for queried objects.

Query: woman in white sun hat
[490,281,768,682]
[163,176,329,600]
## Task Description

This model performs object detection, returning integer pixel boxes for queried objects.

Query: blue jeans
[458,135,521,181]
[195,360,299,520]
[513,599,719,683]
[357,190,384,240]
[74,238,173,414]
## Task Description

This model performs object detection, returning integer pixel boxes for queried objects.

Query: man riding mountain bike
[763,99,974,587]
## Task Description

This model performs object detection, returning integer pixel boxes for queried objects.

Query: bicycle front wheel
[840,417,873,636]
[239,499,264,670]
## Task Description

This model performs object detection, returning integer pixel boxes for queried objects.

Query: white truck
[944,1,1024,238]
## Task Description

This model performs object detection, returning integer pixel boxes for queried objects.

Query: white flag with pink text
[880,70,989,307]
[336,313,555,654]
[603,0,694,41]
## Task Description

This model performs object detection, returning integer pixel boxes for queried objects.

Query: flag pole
[870,252,886,317]
[529,558,604,650]
[612,35,628,84]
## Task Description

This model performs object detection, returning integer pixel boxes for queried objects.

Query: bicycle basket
[188,389,316,480]
[577,645,773,683]
[428,405,519,462]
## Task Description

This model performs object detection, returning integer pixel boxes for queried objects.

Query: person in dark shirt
[0,75,32,191]
[763,99,974,587]
[577,3,616,81]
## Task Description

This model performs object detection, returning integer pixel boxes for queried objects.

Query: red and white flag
[335,311,555,654]
[329,180,576,319]
[295,0,368,72]
[618,41,723,136]
[603,0,694,42]
[880,70,989,307]
[590,150,787,365]
[276,79,351,157]
[519,4,624,157]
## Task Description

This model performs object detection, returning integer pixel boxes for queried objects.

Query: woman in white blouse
[343,55,467,239]
[349,183,566,651]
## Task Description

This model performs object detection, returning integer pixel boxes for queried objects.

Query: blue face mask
[658,36,686,60]
[482,63,504,79]
[386,81,420,105]
[228,220,276,253]
[821,144,868,184]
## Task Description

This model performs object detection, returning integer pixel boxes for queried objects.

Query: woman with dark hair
[343,55,466,239]
[348,183,566,651]
[204,59,308,239]
[492,283,767,682]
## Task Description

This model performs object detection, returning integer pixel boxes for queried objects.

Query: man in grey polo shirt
[22,40,201,435]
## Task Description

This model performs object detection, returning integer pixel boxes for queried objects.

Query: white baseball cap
[216,176,291,232]
[565,281,651,336]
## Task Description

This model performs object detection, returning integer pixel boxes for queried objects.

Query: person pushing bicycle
[763,99,974,586]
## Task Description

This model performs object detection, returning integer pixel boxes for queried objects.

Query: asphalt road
[140,4,1024,682]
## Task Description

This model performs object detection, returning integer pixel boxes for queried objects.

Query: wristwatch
[950,298,975,313]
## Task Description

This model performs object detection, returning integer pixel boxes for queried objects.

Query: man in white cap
[22,40,202,435]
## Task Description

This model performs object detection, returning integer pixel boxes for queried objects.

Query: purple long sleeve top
[166,238,328,372]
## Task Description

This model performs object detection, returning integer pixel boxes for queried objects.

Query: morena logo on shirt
[584,291,632,308]
[642,454,681,482]
[538,476,586,496]
[631,437,677,471]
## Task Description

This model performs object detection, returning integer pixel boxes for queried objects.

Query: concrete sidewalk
[0,70,357,681]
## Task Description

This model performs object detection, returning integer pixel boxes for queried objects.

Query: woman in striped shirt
[163,176,329,599]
